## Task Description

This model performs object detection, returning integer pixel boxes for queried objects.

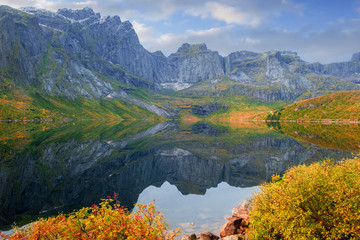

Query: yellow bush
[249,157,360,240]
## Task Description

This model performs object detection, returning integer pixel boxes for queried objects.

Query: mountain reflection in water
[0,120,358,231]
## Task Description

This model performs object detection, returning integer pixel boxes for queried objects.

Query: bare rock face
[200,231,220,240]
[164,43,225,90]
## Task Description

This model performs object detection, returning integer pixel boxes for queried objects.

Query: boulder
[220,218,243,237]
[200,231,220,240]
[232,198,252,221]
[181,233,197,240]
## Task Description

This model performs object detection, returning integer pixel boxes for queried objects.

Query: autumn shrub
[249,157,360,240]
[0,194,181,240]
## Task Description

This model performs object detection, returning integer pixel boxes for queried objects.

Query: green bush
[249,157,360,240]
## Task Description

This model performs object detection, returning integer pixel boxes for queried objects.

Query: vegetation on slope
[143,77,288,120]
[270,122,360,152]
[0,87,159,120]
[250,157,360,240]
[267,91,360,121]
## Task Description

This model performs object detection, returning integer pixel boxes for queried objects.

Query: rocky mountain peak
[103,15,122,24]
[351,52,360,62]
[57,7,100,20]
[174,43,209,56]
[152,50,166,58]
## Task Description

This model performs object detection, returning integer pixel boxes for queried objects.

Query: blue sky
[3,0,360,63]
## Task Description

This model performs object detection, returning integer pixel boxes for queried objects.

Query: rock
[200,231,220,240]
[57,7,100,21]
[181,233,197,240]
[232,198,253,221]
[220,218,243,237]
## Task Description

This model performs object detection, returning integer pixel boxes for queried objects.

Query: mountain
[0,5,360,118]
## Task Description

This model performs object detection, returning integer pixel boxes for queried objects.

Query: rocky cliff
[1,6,360,105]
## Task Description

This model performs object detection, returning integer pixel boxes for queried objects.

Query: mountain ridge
[0,5,360,118]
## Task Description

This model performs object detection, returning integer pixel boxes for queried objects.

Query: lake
[0,120,359,236]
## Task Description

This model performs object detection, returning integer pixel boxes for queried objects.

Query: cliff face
[162,43,225,90]
[0,6,46,86]
[222,50,359,101]
[0,6,359,103]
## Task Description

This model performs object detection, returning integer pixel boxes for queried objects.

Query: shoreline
[1,118,359,124]
[181,198,252,240]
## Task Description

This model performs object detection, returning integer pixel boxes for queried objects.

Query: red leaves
[2,197,181,240]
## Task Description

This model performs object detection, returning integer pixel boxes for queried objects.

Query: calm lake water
[0,120,359,235]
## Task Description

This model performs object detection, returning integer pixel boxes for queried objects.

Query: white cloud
[244,37,261,45]
[3,0,303,22]
[132,20,155,43]
[186,26,233,36]
[186,2,261,27]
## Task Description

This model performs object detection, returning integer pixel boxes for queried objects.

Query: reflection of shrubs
[0,194,181,239]
[266,107,284,121]
[249,158,360,240]
[266,121,282,131]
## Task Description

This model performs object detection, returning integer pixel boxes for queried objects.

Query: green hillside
[0,87,160,120]
[267,91,360,121]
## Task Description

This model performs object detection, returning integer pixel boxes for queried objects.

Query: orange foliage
[0,195,181,240]
[216,110,267,120]
[212,120,267,130]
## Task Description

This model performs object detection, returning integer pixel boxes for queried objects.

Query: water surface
[0,120,359,235]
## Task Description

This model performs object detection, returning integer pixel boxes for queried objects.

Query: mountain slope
[267,90,360,121]
[0,6,174,118]
[0,87,163,120]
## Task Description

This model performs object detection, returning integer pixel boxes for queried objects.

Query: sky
[3,0,360,63]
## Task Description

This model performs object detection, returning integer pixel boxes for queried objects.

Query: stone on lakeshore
[181,233,197,240]
[200,231,220,240]
[220,218,243,237]
[232,198,252,221]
